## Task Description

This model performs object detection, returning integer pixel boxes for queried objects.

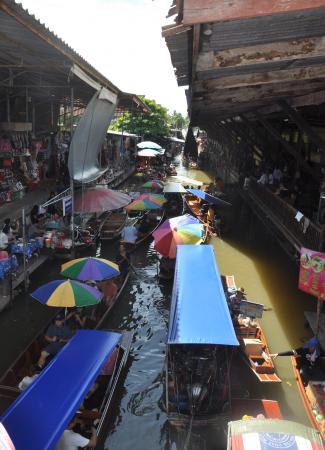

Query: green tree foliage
[110,97,170,140]
[168,110,189,130]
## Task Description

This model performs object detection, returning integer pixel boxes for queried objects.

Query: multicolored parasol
[74,187,131,213]
[153,214,204,258]
[125,193,167,211]
[60,257,120,281]
[142,180,164,190]
[31,279,103,307]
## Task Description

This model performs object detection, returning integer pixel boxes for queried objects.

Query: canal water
[0,157,316,449]
[100,159,315,449]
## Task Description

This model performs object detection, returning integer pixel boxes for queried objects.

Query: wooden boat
[0,269,130,394]
[0,329,133,450]
[122,210,165,252]
[225,275,281,383]
[227,417,324,450]
[165,246,239,427]
[230,398,282,420]
[184,193,206,224]
[99,210,127,241]
[291,355,325,443]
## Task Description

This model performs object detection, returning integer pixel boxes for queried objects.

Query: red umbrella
[74,187,131,213]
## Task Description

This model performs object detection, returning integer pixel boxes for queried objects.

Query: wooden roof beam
[182,0,325,25]
[196,37,325,74]
[193,65,325,91]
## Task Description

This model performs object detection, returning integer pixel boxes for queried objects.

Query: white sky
[20,0,188,116]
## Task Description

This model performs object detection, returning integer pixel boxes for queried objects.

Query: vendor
[28,204,44,237]
[271,337,322,385]
[2,218,19,242]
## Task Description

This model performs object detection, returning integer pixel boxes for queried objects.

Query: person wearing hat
[229,287,246,315]
[37,314,73,368]
[270,336,322,385]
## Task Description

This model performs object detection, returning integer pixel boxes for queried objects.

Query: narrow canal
[0,157,316,449]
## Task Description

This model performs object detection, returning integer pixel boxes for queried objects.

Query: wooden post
[316,297,323,336]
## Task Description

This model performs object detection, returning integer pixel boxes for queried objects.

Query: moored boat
[122,210,165,252]
[165,245,239,427]
[99,210,128,241]
[227,418,324,450]
[291,355,325,443]
[225,275,281,383]
[0,269,130,392]
[0,329,133,450]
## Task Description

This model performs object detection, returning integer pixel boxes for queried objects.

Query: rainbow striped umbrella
[31,279,103,307]
[60,257,120,281]
[125,193,167,211]
[142,180,164,190]
[153,214,204,258]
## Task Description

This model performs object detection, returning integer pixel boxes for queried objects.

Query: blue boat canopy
[167,245,238,346]
[187,188,231,207]
[1,330,121,450]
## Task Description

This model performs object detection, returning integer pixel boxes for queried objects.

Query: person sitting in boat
[98,279,118,307]
[270,337,322,385]
[55,415,97,450]
[121,225,138,244]
[66,307,88,329]
[229,287,246,315]
[37,314,73,369]
[18,364,40,391]
[137,216,152,237]
[116,244,130,277]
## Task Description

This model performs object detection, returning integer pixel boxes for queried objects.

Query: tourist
[37,314,73,368]
[121,225,138,244]
[55,416,97,450]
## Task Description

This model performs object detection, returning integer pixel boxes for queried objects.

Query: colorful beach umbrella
[142,180,164,190]
[153,214,204,258]
[60,257,120,281]
[31,279,103,307]
[125,193,167,211]
[74,187,131,213]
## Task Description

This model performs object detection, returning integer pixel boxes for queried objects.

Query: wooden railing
[247,179,325,251]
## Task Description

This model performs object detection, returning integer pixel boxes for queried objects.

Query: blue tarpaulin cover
[187,189,231,207]
[167,245,238,345]
[1,330,121,450]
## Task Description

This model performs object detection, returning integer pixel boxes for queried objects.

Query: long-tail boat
[225,275,281,383]
[122,210,165,252]
[165,245,239,427]
[291,356,325,443]
[99,210,128,241]
[0,269,130,394]
[0,329,133,450]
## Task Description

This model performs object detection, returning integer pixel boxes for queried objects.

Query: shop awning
[187,188,232,207]
[1,330,121,450]
[167,245,238,345]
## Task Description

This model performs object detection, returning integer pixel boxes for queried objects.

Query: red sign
[299,247,325,299]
